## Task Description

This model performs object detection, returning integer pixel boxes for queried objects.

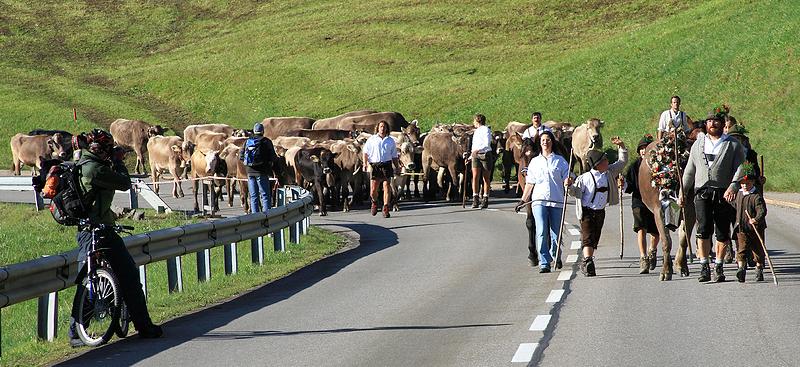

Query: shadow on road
[55,222,401,366]
[193,323,511,340]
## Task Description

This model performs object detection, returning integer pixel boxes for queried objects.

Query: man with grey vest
[681,110,746,282]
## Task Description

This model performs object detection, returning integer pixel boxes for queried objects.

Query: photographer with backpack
[240,122,281,213]
[69,129,162,346]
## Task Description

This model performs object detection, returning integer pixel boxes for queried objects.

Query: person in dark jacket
[70,129,162,347]
[625,134,660,274]
[733,163,767,282]
[239,122,281,213]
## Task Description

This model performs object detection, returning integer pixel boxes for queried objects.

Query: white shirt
[363,135,398,163]
[471,125,492,153]
[525,153,570,207]
[703,133,730,167]
[658,109,690,133]
[522,125,553,140]
[574,169,610,210]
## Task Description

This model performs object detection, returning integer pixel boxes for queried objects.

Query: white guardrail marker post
[197,249,211,282]
[36,291,58,341]
[273,188,286,251]
[289,189,301,244]
[224,242,237,275]
[167,257,183,293]
[139,265,148,298]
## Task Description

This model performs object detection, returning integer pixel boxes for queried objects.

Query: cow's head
[451,132,473,159]
[148,125,166,137]
[47,134,70,160]
[198,150,221,176]
[181,141,195,162]
[404,120,422,147]
[317,149,337,175]
[585,118,604,150]
[233,129,253,137]
[398,141,416,173]
[492,130,506,156]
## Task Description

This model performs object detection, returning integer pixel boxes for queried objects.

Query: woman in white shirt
[518,131,571,273]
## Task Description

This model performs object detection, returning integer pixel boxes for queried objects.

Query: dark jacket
[734,189,767,233]
[624,157,645,209]
[77,150,131,225]
[239,136,281,177]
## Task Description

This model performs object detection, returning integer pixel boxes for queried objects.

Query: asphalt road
[1,179,795,366]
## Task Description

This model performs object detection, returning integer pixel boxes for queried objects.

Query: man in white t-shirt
[657,95,692,140]
[362,120,401,218]
[470,114,493,208]
[521,112,553,142]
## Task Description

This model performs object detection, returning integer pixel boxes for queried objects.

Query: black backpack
[41,162,90,226]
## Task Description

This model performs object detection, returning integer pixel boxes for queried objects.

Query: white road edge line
[546,289,565,303]
[529,315,552,331]
[566,254,579,263]
[568,228,581,236]
[557,270,573,281]
[570,240,582,250]
[511,343,538,363]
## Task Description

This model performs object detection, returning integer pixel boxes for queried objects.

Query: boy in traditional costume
[733,163,767,282]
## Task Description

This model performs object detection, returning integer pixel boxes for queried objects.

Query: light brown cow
[109,119,166,175]
[311,110,377,130]
[390,134,418,211]
[571,118,604,173]
[337,112,409,132]
[261,117,315,140]
[220,144,249,213]
[224,136,248,148]
[147,135,185,198]
[505,121,529,135]
[421,131,472,202]
[273,136,312,151]
[328,140,363,212]
[190,149,225,213]
[189,131,228,155]
[183,124,234,144]
[10,133,69,175]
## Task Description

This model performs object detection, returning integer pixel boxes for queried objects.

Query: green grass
[0,1,797,190]
[0,203,347,366]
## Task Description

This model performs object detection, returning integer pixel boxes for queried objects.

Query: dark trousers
[71,229,153,336]
[694,187,734,241]
[580,207,605,249]
[526,206,537,260]
[736,230,765,265]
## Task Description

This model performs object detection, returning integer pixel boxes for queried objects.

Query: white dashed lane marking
[545,289,565,303]
[570,240,582,250]
[557,270,573,281]
[566,254,579,263]
[568,228,581,236]
[511,343,538,363]
[529,315,552,331]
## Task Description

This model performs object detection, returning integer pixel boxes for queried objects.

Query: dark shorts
[471,152,493,171]
[580,207,605,249]
[632,206,658,235]
[694,187,734,241]
[370,161,394,181]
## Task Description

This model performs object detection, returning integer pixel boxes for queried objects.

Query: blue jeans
[533,204,563,268]
[248,176,272,213]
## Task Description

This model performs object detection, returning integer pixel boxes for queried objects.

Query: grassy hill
[1,0,797,190]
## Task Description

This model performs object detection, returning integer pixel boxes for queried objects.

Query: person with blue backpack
[240,122,281,213]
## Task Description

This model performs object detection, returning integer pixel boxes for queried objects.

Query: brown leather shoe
[382,205,391,218]
[371,202,378,216]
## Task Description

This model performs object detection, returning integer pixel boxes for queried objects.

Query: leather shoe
[539,267,551,273]
[382,205,391,218]
[138,324,163,339]
[370,202,378,216]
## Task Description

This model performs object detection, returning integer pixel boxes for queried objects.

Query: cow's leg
[152,170,160,195]
[239,179,250,213]
[227,178,234,207]
[676,200,696,277]
[317,182,327,216]
[192,177,200,212]
[502,160,511,194]
[654,207,673,281]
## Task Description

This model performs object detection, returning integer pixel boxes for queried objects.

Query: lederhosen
[581,173,608,249]
[370,161,394,181]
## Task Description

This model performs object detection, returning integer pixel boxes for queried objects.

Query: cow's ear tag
[311,155,319,163]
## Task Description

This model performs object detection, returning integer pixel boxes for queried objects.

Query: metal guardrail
[0,185,314,354]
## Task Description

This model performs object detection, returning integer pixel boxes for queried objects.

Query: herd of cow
[9,110,602,215]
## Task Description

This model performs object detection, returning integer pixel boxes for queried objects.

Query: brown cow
[328,140,363,212]
[147,135,185,198]
[421,131,472,202]
[183,124,234,144]
[571,118,604,173]
[505,121,529,136]
[390,135,418,210]
[220,144,249,213]
[283,129,356,141]
[109,119,166,175]
[311,110,377,130]
[190,149,226,213]
[337,112,409,132]
[273,136,312,151]
[188,131,228,155]
[261,117,315,140]
[10,133,70,175]
[224,136,248,148]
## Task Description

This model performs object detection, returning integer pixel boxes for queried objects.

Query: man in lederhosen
[362,120,401,218]
[657,95,693,140]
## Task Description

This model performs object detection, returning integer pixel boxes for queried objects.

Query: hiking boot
[370,202,378,216]
[648,249,657,270]
[698,263,711,282]
[539,266,551,273]
[639,257,650,274]
[555,257,563,270]
[713,263,726,282]
[472,196,480,208]
[138,324,163,339]
[382,205,391,218]
[528,255,539,267]
[724,243,734,264]
[480,196,489,209]
[755,267,764,282]
[586,258,596,276]
[736,267,746,283]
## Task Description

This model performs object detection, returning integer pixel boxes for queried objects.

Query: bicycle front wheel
[76,268,122,347]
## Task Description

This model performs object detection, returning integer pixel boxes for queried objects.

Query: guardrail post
[197,249,211,282]
[210,182,217,216]
[302,215,309,235]
[34,191,44,211]
[224,243,237,275]
[139,265,148,298]
[251,237,264,265]
[37,291,58,341]
[128,185,139,209]
[289,189,301,244]
[167,257,183,293]
[201,181,209,216]
[272,188,286,252]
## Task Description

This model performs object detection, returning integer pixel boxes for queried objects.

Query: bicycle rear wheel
[76,268,121,347]
[115,302,131,338]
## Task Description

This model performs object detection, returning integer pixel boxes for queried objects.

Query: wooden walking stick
[673,134,694,262]
[618,173,624,259]
[462,158,469,208]
[746,210,778,286]
[555,153,575,267]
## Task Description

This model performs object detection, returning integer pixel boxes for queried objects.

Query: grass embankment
[0,203,347,366]
[0,1,797,190]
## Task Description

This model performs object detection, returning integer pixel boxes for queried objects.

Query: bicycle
[74,220,134,347]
